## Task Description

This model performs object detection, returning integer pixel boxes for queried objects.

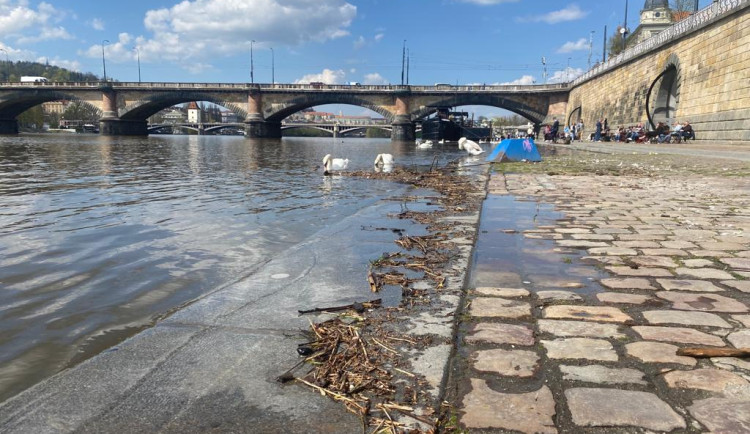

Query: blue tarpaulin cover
[485,138,542,162]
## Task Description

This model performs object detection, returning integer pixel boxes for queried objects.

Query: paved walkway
[560,139,750,161]
[450,147,750,432]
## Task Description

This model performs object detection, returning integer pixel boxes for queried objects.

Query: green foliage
[2,60,100,83]
[62,101,100,122]
[492,114,527,127]
[365,127,390,138]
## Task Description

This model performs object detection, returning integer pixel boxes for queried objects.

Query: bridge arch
[264,95,395,123]
[408,94,549,125]
[119,92,247,121]
[0,90,102,120]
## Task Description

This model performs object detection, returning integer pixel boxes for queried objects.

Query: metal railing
[572,0,748,87]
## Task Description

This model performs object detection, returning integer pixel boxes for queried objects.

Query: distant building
[220,110,239,123]
[42,100,70,115]
[186,101,202,123]
[630,0,676,45]
[162,108,186,124]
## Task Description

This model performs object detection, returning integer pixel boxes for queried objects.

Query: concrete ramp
[486,138,541,162]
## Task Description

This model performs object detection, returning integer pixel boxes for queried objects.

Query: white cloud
[363,73,388,85]
[90,18,105,31]
[557,38,589,53]
[295,68,346,84]
[495,75,536,85]
[0,1,70,43]
[548,67,584,83]
[374,33,384,42]
[518,4,589,24]
[84,0,356,73]
[353,36,366,50]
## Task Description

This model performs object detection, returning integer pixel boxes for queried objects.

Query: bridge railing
[571,0,748,87]
[0,81,568,92]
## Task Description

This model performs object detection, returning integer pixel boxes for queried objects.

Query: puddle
[468,195,609,295]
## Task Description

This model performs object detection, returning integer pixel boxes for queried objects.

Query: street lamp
[250,40,255,84]
[588,30,595,69]
[567,57,572,82]
[541,56,547,84]
[622,0,629,51]
[101,39,110,82]
[133,47,141,83]
[271,47,276,84]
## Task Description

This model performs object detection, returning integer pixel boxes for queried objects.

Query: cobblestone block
[566,388,685,431]
[461,379,556,433]
[465,323,535,346]
[625,341,697,366]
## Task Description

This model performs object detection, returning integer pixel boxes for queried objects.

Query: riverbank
[0,149,491,432]
[446,144,750,432]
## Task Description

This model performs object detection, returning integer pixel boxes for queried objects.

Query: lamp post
[622,0,629,51]
[250,40,255,84]
[567,57,572,82]
[133,47,141,83]
[101,39,110,82]
[401,40,406,85]
[270,47,274,84]
[541,56,547,84]
[588,30,595,69]
[0,48,8,82]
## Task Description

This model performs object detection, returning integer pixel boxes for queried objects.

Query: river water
[0,133,469,402]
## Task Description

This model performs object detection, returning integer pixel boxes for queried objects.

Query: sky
[0,0,714,118]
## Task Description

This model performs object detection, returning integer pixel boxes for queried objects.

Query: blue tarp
[486,138,542,162]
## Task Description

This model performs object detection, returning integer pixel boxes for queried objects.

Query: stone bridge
[0,82,568,141]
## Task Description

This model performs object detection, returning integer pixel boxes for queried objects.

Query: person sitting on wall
[670,122,683,143]
[656,122,672,143]
[681,121,695,141]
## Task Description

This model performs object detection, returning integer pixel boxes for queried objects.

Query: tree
[670,0,695,12]
[62,101,100,123]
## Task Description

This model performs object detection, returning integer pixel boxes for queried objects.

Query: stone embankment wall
[568,2,750,142]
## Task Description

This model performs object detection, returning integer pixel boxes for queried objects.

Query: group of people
[539,118,585,144]
[588,119,695,143]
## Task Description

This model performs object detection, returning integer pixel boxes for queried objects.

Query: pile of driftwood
[286,165,482,433]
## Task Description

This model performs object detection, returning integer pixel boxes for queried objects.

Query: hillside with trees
[1,60,100,83]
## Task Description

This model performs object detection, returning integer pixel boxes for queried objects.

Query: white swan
[438,139,445,144]
[322,154,349,175]
[374,153,394,166]
[458,137,485,155]
[417,140,433,149]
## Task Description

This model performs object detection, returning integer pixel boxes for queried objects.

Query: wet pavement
[448,145,750,433]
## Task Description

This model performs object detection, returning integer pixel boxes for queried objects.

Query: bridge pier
[390,115,415,141]
[100,119,148,136]
[0,119,18,135]
[245,119,281,138]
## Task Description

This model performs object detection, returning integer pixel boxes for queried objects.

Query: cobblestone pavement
[446,150,750,433]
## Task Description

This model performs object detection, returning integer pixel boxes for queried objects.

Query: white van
[20,76,49,83]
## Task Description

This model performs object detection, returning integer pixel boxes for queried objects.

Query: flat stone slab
[676,267,736,280]
[613,240,662,248]
[723,280,750,293]
[566,388,685,431]
[600,277,655,290]
[560,365,646,385]
[605,266,673,277]
[587,247,638,256]
[721,257,750,270]
[537,320,624,339]
[625,341,697,366]
[643,310,732,328]
[474,287,529,298]
[472,349,540,377]
[689,397,750,434]
[536,290,582,302]
[631,256,680,268]
[469,297,531,319]
[633,326,725,346]
[640,248,689,257]
[728,330,750,348]
[465,323,535,346]
[541,338,618,361]
[682,259,716,268]
[461,379,556,433]
[543,305,632,323]
[734,315,750,327]
[557,239,609,248]
[664,368,749,393]
[699,241,746,251]
[661,240,698,249]
[596,292,651,305]
[656,279,724,292]
[656,291,749,313]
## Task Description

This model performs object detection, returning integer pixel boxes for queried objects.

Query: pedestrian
[551,117,559,143]
[594,118,602,142]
